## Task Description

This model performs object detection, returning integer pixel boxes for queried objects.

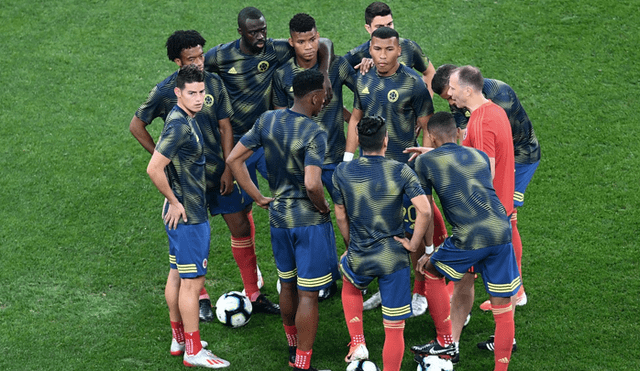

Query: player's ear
[174,87,182,98]
[174,58,183,67]
[364,23,372,35]
[237,27,243,36]
[288,37,293,48]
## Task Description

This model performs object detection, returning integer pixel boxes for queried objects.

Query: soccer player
[146,64,230,368]
[439,65,517,361]
[410,111,520,371]
[129,30,278,318]
[345,27,445,318]
[226,70,340,371]
[344,1,436,96]
[432,64,540,311]
[333,116,432,371]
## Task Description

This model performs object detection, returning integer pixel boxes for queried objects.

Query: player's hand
[219,168,234,196]
[323,76,333,108]
[403,146,434,162]
[354,58,374,75]
[164,201,186,230]
[416,253,431,275]
[256,195,274,210]
[394,235,418,253]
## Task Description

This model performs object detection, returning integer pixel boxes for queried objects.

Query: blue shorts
[514,161,539,207]
[321,163,338,202]
[208,148,266,215]
[271,222,340,292]
[431,237,521,297]
[402,194,416,235]
[340,257,412,320]
[166,221,211,279]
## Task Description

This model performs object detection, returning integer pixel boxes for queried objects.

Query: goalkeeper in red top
[410,111,520,371]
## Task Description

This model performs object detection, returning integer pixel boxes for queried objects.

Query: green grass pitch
[0,0,638,370]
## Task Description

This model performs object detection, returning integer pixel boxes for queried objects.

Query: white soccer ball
[346,359,380,371]
[215,291,252,328]
[417,355,454,371]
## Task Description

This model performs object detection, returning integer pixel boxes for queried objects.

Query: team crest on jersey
[257,61,269,72]
[202,258,208,269]
[204,94,214,107]
[387,89,399,103]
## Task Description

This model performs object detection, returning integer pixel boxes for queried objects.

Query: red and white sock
[170,321,185,343]
[341,279,365,343]
[184,331,203,356]
[231,235,260,301]
[295,348,312,369]
[199,287,209,301]
[424,272,452,346]
[284,324,298,347]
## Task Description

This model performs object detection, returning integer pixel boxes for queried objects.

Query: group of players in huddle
[130,2,540,370]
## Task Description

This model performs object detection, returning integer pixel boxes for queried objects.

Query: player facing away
[129,30,276,320]
[226,70,340,371]
[333,116,432,371]
[436,65,518,362]
[345,27,448,319]
[204,8,333,309]
[410,111,520,371]
[344,1,436,96]
[432,64,540,312]
[146,65,230,368]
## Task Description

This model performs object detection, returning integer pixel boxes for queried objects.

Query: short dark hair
[292,69,324,98]
[454,65,484,92]
[238,7,263,28]
[371,26,399,41]
[365,2,392,25]
[427,111,457,140]
[166,30,206,61]
[176,64,204,89]
[289,13,316,34]
[358,116,387,152]
[432,64,458,95]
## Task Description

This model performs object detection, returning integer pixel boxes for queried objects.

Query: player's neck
[296,55,317,69]
[290,103,312,118]
[177,102,196,118]
[466,95,489,113]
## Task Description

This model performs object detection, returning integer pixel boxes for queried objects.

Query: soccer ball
[215,291,252,328]
[417,355,454,371]
[347,359,380,371]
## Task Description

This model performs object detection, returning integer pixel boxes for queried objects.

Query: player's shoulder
[398,64,424,83]
[399,37,424,52]
[204,70,223,83]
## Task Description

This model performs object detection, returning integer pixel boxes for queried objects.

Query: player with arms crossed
[129,30,276,319]
[226,70,340,371]
[346,27,449,320]
[410,111,519,371]
[146,65,230,368]
[431,64,540,314]
[345,1,436,96]
[333,116,432,371]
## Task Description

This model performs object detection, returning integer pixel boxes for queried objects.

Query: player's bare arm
[344,108,364,159]
[226,142,273,209]
[218,117,235,196]
[334,203,350,247]
[304,164,330,214]
[422,61,436,97]
[147,150,187,229]
[317,37,334,105]
[130,116,156,154]
[417,114,432,143]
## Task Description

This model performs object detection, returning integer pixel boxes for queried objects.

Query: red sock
[284,324,298,347]
[382,319,405,371]
[184,331,202,356]
[446,280,455,299]
[432,203,448,246]
[199,287,209,301]
[413,279,425,295]
[511,212,523,291]
[341,279,365,342]
[170,321,185,343]
[295,348,312,369]
[231,236,260,300]
[492,302,515,371]
[424,272,452,346]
